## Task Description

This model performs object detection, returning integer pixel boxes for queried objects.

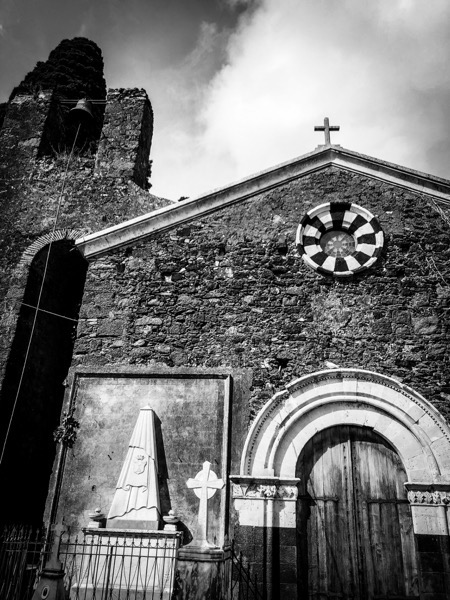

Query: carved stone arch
[231,369,450,599]
[1,229,89,367]
[17,228,88,273]
[240,368,450,483]
[1,228,88,367]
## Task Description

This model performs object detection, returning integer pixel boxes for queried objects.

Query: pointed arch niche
[231,369,450,537]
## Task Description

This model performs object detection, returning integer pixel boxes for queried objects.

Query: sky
[1,0,450,200]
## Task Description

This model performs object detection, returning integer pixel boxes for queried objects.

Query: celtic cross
[186,461,224,547]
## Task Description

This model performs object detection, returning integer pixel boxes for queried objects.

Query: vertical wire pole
[35,526,45,594]
[150,535,157,600]
[133,535,137,595]
[152,536,158,600]
[28,526,39,598]
[156,536,163,600]
[117,534,124,597]
[131,534,137,597]
[162,534,169,600]
[140,535,146,597]
[18,526,27,599]
[105,533,114,599]
[136,536,143,599]
[68,533,78,599]
[82,530,93,600]
[122,534,128,596]
[106,534,117,599]
[151,535,157,600]
[142,536,150,600]
[66,533,73,598]
[137,534,142,595]
[157,534,163,600]
[164,535,171,600]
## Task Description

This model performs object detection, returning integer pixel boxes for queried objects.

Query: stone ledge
[405,482,450,505]
[230,476,300,500]
[178,545,229,562]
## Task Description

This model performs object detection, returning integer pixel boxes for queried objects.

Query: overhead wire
[0,123,81,467]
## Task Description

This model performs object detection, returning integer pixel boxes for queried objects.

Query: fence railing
[0,525,257,600]
[59,528,183,599]
[231,542,263,600]
[0,524,49,600]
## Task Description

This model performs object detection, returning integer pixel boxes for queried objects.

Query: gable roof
[76,144,450,259]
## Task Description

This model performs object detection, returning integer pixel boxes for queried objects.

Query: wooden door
[296,425,419,599]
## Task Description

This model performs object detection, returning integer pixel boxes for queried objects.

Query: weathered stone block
[412,315,439,335]
[97,319,125,336]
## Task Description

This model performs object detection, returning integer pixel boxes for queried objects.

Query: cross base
[316,143,342,149]
[178,544,225,562]
[185,538,220,551]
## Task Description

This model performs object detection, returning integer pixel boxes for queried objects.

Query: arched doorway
[232,369,450,600]
[296,425,419,599]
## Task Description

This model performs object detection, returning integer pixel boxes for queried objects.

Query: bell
[68,98,94,125]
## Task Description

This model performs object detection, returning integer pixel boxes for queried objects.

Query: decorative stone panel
[405,483,450,506]
[231,476,299,501]
[230,476,300,529]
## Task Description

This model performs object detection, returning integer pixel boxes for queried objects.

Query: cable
[20,303,79,322]
[0,123,81,467]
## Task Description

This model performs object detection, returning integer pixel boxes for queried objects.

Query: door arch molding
[240,368,450,483]
[231,369,450,599]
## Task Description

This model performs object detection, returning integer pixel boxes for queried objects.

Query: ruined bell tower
[0,38,168,523]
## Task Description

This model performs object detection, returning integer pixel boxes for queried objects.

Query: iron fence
[59,528,182,599]
[0,524,48,600]
[231,542,263,600]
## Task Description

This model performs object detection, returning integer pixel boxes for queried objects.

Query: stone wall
[0,89,169,384]
[95,88,154,188]
[51,368,246,541]
[73,167,450,424]
[0,92,57,175]
[0,88,169,523]
[68,165,450,598]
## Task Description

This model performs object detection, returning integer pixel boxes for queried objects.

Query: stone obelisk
[107,405,161,530]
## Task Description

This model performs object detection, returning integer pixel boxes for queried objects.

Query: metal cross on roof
[314,117,340,145]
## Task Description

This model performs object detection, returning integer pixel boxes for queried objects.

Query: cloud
[2,0,449,198]
[148,19,235,198]
[151,0,450,198]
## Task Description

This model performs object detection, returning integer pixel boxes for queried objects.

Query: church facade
[1,46,450,599]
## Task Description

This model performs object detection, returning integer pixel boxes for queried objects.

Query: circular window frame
[296,202,384,277]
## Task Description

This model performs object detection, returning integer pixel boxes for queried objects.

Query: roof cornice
[76,145,450,259]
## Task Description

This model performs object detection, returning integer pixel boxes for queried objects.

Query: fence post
[31,523,65,600]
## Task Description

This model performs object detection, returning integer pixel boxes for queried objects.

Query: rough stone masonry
[74,168,450,423]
